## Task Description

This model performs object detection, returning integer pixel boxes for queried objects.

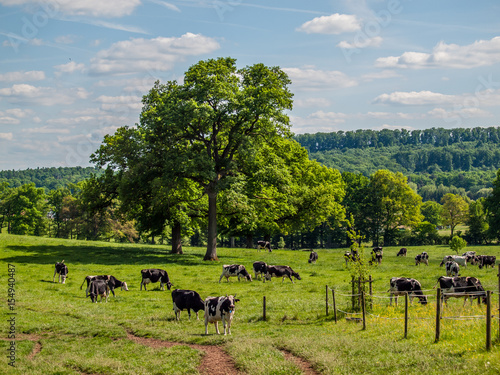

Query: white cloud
[55,35,76,44]
[0,0,142,18]
[22,126,71,134]
[283,67,357,90]
[337,36,382,49]
[294,97,332,108]
[0,133,14,140]
[297,13,361,34]
[376,36,500,69]
[0,117,20,124]
[361,70,401,82]
[147,0,180,12]
[0,84,90,106]
[0,70,45,82]
[54,61,86,75]
[95,95,143,112]
[373,91,457,106]
[89,33,220,75]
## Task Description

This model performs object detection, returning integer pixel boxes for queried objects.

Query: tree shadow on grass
[3,244,245,266]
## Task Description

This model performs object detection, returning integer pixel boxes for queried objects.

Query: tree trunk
[230,236,235,248]
[171,220,183,254]
[204,189,218,261]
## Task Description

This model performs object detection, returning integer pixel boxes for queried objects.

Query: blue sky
[1,0,500,170]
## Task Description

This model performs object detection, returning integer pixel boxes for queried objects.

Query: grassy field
[1,233,499,374]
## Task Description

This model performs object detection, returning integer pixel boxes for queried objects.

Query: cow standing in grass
[172,289,205,320]
[389,277,427,306]
[53,260,68,284]
[204,295,239,335]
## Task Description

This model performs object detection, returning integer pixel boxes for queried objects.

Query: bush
[449,235,467,253]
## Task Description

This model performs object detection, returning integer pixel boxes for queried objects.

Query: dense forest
[0,167,101,191]
[294,127,500,201]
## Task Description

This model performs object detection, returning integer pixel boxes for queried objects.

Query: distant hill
[294,126,500,201]
[0,166,101,191]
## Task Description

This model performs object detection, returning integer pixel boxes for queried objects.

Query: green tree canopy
[440,193,469,239]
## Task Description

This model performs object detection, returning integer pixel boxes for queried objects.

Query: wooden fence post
[357,277,362,309]
[326,285,329,317]
[369,275,373,310]
[486,290,491,351]
[351,276,355,311]
[404,292,408,339]
[361,291,366,330]
[332,289,337,323]
[263,296,266,321]
[435,288,441,343]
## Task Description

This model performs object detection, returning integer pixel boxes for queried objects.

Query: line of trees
[295,127,500,151]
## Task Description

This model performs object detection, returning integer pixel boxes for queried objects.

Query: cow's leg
[195,311,199,320]
[53,270,57,283]
[205,320,208,335]
[218,274,224,283]
[160,281,164,291]
[110,288,116,297]
[187,309,191,320]
[214,322,220,335]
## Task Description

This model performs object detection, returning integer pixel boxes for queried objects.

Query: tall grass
[1,233,499,374]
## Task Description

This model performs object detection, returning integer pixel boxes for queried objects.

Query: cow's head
[292,272,301,281]
[222,295,239,313]
[121,281,129,291]
[166,281,173,290]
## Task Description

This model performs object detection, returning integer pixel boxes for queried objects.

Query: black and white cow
[140,269,172,291]
[204,295,239,335]
[172,289,205,320]
[219,265,252,283]
[415,252,429,266]
[478,255,496,269]
[80,275,129,297]
[396,248,407,257]
[265,265,301,283]
[308,251,318,264]
[371,248,383,265]
[389,277,428,306]
[257,240,272,252]
[440,255,467,268]
[88,279,110,303]
[435,276,487,305]
[253,261,268,280]
[53,260,68,283]
[445,261,460,276]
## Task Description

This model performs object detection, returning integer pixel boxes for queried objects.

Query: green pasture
[1,233,499,374]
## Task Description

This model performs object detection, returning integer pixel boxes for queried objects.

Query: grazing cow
[344,250,359,265]
[219,265,252,283]
[88,279,110,303]
[172,289,205,320]
[140,269,172,291]
[478,255,496,269]
[435,276,487,305]
[257,240,272,252]
[253,261,268,280]
[415,252,429,266]
[396,248,407,257]
[389,277,427,306]
[440,255,467,268]
[53,260,68,284]
[462,250,476,259]
[370,248,383,265]
[265,265,301,283]
[204,295,239,335]
[80,275,129,297]
[308,251,318,264]
[445,261,460,276]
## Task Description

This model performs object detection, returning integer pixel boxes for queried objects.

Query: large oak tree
[95,57,293,260]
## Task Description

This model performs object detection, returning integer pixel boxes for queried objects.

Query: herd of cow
[51,245,497,335]
[380,248,496,307]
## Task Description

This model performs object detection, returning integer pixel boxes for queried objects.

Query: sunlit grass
[0,234,499,374]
